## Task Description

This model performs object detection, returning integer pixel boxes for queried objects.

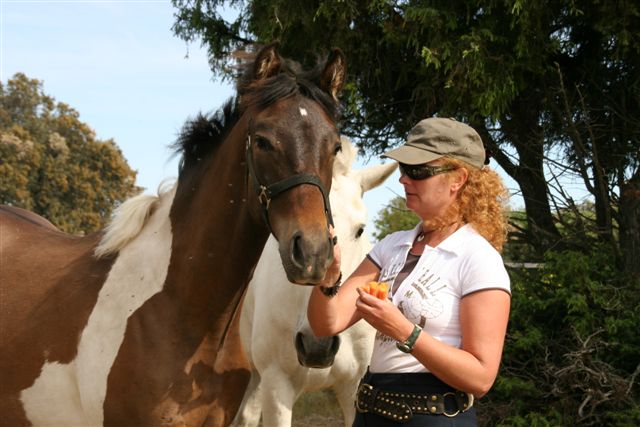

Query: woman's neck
[412,220,462,253]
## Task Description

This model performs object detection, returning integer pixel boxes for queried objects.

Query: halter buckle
[258,185,271,209]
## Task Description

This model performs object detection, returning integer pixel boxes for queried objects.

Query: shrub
[479,245,640,426]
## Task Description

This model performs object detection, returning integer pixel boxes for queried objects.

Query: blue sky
[1,0,236,188]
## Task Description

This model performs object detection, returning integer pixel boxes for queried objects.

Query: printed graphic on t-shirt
[375,266,446,344]
[378,256,404,284]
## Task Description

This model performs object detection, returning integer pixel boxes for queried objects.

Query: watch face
[396,342,412,353]
[396,324,421,353]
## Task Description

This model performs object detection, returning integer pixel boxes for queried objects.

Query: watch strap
[396,324,422,353]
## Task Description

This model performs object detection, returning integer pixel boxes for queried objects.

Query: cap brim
[382,144,443,165]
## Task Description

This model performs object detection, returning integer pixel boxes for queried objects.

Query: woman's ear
[450,167,469,193]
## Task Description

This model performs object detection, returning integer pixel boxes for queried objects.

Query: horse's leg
[259,367,297,427]
[229,368,262,427]
[334,381,358,427]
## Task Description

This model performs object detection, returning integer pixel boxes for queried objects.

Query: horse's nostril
[295,332,305,354]
[291,233,305,269]
[330,335,341,354]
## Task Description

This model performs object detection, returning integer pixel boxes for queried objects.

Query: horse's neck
[164,130,269,331]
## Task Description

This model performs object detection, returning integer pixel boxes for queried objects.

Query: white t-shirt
[367,223,510,373]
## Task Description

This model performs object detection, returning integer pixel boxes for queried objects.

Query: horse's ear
[358,162,397,193]
[333,136,357,177]
[320,48,347,101]
[253,43,282,80]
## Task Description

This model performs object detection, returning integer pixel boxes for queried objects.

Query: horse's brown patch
[0,206,115,423]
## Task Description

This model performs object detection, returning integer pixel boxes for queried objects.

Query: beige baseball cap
[383,117,486,169]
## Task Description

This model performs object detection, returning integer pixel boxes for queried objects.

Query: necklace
[416,221,460,244]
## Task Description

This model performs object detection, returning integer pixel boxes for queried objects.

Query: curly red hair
[427,158,509,252]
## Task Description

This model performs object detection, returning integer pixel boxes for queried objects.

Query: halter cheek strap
[245,134,334,235]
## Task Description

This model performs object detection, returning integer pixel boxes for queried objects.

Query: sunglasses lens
[400,163,454,180]
[400,164,426,180]
[400,164,429,180]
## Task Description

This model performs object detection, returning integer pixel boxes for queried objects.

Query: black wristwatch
[396,324,422,353]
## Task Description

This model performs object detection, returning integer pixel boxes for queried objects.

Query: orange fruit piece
[360,282,389,300]
[368,281,379,296]
[377,282,389,300]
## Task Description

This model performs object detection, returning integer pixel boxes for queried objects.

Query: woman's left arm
[356,288,510,397]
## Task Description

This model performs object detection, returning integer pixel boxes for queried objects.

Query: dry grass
[287,390,345,426]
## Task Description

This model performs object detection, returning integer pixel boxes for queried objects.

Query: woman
[308,117,511,426]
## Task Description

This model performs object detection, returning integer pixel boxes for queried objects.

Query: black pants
[352,371,477,427]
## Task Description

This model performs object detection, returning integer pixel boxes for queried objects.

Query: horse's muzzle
[280,230,333,284]
[294,331,341,368]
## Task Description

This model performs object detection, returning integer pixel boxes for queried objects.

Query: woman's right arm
[308,256,380,337]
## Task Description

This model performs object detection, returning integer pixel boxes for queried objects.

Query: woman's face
[399,160,461,220]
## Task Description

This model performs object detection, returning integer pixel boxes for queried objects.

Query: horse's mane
[172,48,341,176]
[94,180,176,258]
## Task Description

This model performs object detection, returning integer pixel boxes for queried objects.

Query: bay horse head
[174,43,346,285]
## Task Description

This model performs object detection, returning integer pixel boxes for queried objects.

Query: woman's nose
[399,172,409,184]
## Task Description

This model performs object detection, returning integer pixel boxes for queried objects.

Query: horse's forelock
[237,54,341,121]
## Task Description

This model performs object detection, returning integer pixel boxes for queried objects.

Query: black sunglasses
[399,163,457,180]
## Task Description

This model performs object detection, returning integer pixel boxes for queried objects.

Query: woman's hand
[318,226,342,287]
[355,288,413,342]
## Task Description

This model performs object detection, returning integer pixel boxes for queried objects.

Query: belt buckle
[442,391,474,417]
[442,392,460,417]
[355,383,374,413]
[465,392,474,411]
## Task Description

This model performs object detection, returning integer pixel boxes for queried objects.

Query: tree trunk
[493,99,562,254]
[619,171,640,279]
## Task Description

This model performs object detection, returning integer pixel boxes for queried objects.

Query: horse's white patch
[299,107,308,116]
[19,361,92,426]
[21,187,176,426]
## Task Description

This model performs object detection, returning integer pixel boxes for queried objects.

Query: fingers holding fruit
[360,281,389,300]
[356,282,407,337]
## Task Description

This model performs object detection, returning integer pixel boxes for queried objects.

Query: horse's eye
[334,141,342,155]
[355,227,364,239]
[255,135,273,151]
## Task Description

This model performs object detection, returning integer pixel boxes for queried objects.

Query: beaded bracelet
[319,272,342,297]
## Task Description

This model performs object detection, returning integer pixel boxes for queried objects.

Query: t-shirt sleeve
[366,254,381,270]
[367,233,395,270]
[460,245,511,296]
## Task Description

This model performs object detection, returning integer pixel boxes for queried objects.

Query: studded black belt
[355,382,474,422]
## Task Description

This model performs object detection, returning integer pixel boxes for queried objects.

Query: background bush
[479,246,640,426]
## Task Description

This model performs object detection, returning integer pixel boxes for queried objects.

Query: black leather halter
[245,134,334,235]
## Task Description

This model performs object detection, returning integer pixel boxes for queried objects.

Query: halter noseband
[245,134,334,235]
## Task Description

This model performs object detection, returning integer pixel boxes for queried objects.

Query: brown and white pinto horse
[0,44,346,427]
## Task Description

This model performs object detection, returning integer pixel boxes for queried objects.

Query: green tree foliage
[483,248,640,426]
[0,73,139,235]
[372,196,419,241]
[172,0,640,268]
